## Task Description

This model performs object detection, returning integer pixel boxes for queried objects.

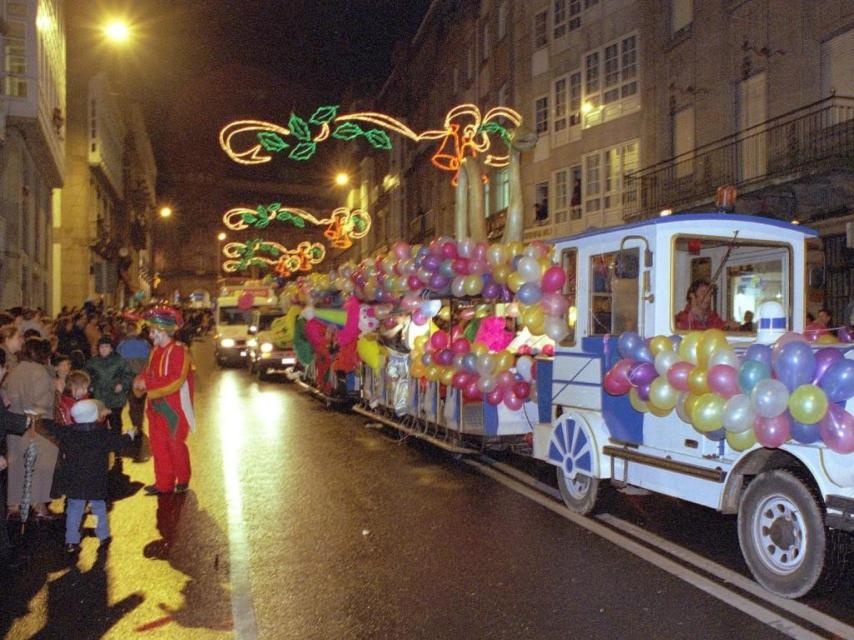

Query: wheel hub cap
[754,494,805,575]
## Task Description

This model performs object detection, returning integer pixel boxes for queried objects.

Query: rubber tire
[738,469,850,598]
[258,368,271,382]
[557,468,601,516]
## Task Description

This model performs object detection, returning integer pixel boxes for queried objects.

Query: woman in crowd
[0,326,24,371]
[4,337,59,519]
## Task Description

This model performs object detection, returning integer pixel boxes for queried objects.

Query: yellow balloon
[679,331,701,365]
[411,363,425,378]
[357,337,381,371]
[648,377,678,411]
[495,350,514,372]
[649,403,672,417]
[493,264,512,284]
[426,365,440,381]
[523,306,545,333]
[508,241,524,257]
[726,427,757,452]
[471,342,488,356]
[414,335,428,350]
[538,257,552,272]
[649,335,673,356]
[817,334,839,345]
[788,384,829,425]
[438,306,451,321]
[697,329,728,368]
[691,392,726,432]
[684,392,702,419]
[629,387,649,413]
[440,367,455,386]
[687,366,709,395]
[507,272,524,293]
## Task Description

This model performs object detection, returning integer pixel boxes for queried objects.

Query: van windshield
[219,308,250,326]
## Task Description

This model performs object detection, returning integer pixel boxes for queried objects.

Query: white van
[214,284,277,367]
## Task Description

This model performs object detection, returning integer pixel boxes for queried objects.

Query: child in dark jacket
[39,400,135,553]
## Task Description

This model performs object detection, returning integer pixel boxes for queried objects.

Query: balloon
[496,370,515,388]
[428,274,450,291]
[618,332,643,360]
[751,378,789,418]
[516,355,534,382]
[790,414,822,444]
[708,348,739,369]
[687,366,709,395]
[628,362,657,387]
[544,316,569,342]
[704,427,727,441]
[723,394,756,433]
[604,359,634,395]
[513,380,531,399]
[517,256,543,283]
[818,359,854,402]
[463,379,482,402]
[461,353,478,373]
[504,388,524,411]
[755,414,791,448]
[440,367,455,386]
[691,393,726,432]
[629,387,649,413]
[461,275,481,296]
[788,384,828,425]
[738,360,770,394]
[475,353,497,377]
[414,335,428,351]
[478,376,497,393]
[697,329,728,368]
[435,349,454,366]
[522,306,545,334]
[648,377,679,411]
[357,337,381,370]
[421,353,433,366]
[486,244,507,267]
[451,276,466,297]
[542,292,569,317]
[471,342,488,356]
[451,338,470,354]
[493,264,512,284]
[486,388,503,405]
[426,365,440,381]
[482,281,501,299]
[495,350,514,372]
[541,266,566,294]
[452,353,466,369]
[507,272,525,293]
[649,336,673,356]
[654,350,679,377]
[819,404,854,454]
[430,331,450,350]
[667,361,694,392]
[410,363,425,378]
[678,332,701,364]
[773,341,816,391]
[517,282,543,305]
[813,348,844,384]
[772,332,809,364]
[726,427,757,452]
[745,343,773,369]
[839,326,854,343]
[707,365,740,399]
[817,334,839,345]
[675,393,692,423]
[636,382,651,402]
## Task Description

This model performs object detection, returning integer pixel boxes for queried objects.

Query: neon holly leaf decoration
[289,142,317,161]
[288,113,311,142]
[257,132,289,153]
[241,211,256,224]
[365,129,392,150]
[332,122,363,141]
[309,105,339,125]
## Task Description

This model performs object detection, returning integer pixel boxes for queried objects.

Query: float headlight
[261,342,274,354]
[220,338,235,348]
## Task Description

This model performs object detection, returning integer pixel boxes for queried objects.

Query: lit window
[569,71,582,126]
[495,169,510,211]
[554,76,567,131]
[554,169,569,222]
[535,95,549,134]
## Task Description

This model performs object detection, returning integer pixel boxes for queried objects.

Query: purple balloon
[773,341,816,391]
[423,255,441,272]
[482,282,501,299]
[435,349,454,366]
[813,348,844,384]
[705,427,726,442]
[790,414,822,444]
[839,326,854,343]
[819,404,854,454]
[628,361,657,387]
[428,273,449,290]
[618,332,643,360]
[637,382,651,401]
[818,359,854,403]
[668,335,683,350]
[745,343,773,370]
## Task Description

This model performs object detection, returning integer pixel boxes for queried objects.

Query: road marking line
[466,460,826,640]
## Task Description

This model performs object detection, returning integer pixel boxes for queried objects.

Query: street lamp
[216,232,227,281]
[159,206,172,219]
[103,19,131,44]
[335,172,350,187]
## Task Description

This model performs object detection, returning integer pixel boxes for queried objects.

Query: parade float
[219,102,854,599]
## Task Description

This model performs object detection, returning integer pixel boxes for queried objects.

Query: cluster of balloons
[604,329,854,454]
[284,237,572,340]
[408,329,537,411]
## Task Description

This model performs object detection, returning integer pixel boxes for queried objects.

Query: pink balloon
[407,275,422,291]
[513,380,531,399]
[451,338,470,354]
[667,361,694,393]
[486,388,503,405]
[452,371,471,389]
[464,380,482,401]
[468,260,487,275]
[452,258,470,275]
[819,404,854,454]
[412,310,428,326]
[541,266,567,293]
[707,365,740,399]
[442,241,458,259]
[503,387,524,410]
[755,413,791,448]
[496,370,515,388]
[541,292,569,317]
[472,242,488,261]
[604,359,633,395]
[430,331,450,350]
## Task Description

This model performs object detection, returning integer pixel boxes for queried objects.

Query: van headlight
[261,342,274,354]
[247,338,258,348]
[220,338,235,348]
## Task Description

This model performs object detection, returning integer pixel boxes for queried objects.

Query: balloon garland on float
[604,329,854,454]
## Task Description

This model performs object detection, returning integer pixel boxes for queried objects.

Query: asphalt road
[2,338,849,639]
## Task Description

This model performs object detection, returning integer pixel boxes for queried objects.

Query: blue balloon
[790,417,822,444]
[705,427,727,442]
[632,344,655,364]
[440,259,456,278]
[739,359,770,394]
[462,353,478,373]
[773,341,816,391]
[618,332,643,360]
[745,343,773,370]
[819,359,854,403]
[517,282,543,305]
[668,335,683,350]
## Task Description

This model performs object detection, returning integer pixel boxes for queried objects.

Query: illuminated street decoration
[219,104,522,183]
[222,239,326,277]
[222,204,372,249]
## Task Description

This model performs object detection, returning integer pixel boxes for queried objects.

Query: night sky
[124,0,432,181]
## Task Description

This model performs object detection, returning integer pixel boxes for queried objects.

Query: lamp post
[216,232,226,285]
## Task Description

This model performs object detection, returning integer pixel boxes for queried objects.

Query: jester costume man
[135,306,195,495]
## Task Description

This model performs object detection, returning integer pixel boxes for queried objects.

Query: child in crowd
[56,370,91,426]
[38,399,135,554]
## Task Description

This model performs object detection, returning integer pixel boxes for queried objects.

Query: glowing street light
[103,20,130,44]
[217,232,227,241]
[335,172,350,187]
[159,206,172,219]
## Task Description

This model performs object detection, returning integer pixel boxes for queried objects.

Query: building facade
[337,0,854,324]
[0,0,65,311]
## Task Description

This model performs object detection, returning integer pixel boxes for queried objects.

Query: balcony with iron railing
[624,96,854,220]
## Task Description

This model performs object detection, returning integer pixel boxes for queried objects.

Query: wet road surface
[2,338,850,639]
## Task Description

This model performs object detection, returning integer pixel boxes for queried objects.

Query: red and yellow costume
[142,339,195,492]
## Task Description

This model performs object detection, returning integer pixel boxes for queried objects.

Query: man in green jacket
[86,336,136,438]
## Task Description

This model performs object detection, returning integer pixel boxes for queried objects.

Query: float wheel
[548,414,601,515]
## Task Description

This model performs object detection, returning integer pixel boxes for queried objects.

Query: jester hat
[142,304,184,334]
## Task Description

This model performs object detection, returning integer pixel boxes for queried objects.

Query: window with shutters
[570,165,582,219]
[534,11,548,48]
[553,76,568,131]
[554,0,567,39]
[582,33,640,127]
[554,169,569,222]
[569,71,582,126]
[4,18,27,97]
[584,141,639,214]
[535,95,549,134]
[584,154,601,212]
